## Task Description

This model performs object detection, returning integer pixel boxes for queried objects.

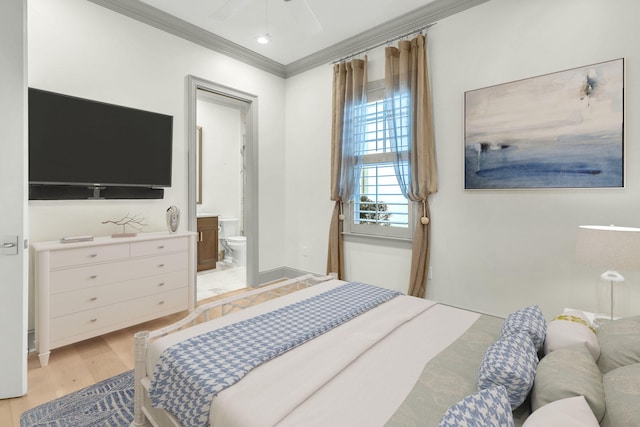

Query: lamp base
[600,270,625,322]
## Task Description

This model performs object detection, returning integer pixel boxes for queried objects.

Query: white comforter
[147,280,483,426]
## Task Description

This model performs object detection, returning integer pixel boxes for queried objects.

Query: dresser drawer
[50,288,189,347]
[49,252,188,294]
[49,270,188,318]
[50,243,129,269]
[49,259,132,294]
[130,237,188,257]
[133,251,189,277]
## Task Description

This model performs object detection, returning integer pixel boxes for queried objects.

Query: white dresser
[32,231,196,367]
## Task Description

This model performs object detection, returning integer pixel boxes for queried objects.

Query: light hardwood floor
[1,285,293,427]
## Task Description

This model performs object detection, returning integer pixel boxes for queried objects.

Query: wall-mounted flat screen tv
[29,88,173,192]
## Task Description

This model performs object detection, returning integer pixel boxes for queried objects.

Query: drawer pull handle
[158,282,165,287]
[89,275,98,279]
[158,263,165,268]
[89,253,98,258]
[158,300,165,305]
[158,245,165,249]
[90,297,98,301]
[90,318,97,322]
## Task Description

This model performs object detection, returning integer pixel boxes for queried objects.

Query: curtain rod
[332,22,437,64]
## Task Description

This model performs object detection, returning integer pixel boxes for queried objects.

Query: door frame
[186,75,259,288]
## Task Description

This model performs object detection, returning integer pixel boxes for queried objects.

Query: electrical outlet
[302,246,309,258]
[428,266,433,280]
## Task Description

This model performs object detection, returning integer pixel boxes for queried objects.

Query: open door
[0,0,28,398]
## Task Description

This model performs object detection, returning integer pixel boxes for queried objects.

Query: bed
[130,274,640,427]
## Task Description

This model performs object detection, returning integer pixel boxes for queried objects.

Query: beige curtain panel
[326,58,368,279]
[385,34,438,298]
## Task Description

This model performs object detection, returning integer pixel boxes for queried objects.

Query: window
[345,80,414,240]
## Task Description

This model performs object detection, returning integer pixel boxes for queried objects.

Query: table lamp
[576,225,640,321]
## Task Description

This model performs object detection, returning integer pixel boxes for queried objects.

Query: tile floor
[197,262,247,301]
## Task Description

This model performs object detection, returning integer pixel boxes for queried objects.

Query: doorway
[186,76,259,302]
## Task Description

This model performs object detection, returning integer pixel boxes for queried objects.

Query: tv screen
[29,88,173,188]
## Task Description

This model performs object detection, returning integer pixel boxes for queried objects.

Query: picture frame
[464,58,624,190]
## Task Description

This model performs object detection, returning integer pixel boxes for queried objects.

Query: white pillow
[544,312,600,360]
[523,396,599,427]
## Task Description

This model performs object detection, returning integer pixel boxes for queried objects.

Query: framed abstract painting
[464,58,624,190]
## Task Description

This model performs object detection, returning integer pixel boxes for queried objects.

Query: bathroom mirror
[196,125,202,205]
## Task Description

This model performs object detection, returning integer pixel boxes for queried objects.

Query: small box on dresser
[32,231,196,367]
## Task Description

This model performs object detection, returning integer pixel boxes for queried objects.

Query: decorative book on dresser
[32,231,196,367]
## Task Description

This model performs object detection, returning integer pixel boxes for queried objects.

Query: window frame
[343,80,415,241]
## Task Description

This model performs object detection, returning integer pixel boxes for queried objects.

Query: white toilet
[218,218,246,267]
[226,236,246,266]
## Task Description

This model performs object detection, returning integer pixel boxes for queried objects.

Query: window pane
[355,164,408,228]
[362,99,391,155]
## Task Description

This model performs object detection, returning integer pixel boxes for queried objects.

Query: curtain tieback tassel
[420,200,429,225]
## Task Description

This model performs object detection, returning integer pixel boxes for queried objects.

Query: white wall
[284,65,333,274]
[196,99,242,221]
[27,0,287,328]
[285,0,640,318]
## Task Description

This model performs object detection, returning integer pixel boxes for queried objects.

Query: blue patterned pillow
[478,332,538,409]
[501,305,547,351]
[438,386,514,427]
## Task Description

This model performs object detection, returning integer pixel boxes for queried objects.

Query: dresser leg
[38,351,50,367]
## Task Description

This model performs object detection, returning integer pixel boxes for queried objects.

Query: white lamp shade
[576,225,640,272]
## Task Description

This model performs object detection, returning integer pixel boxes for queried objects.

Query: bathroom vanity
[197,215,218,271]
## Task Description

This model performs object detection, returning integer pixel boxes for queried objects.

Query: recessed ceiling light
[256,33,271,44]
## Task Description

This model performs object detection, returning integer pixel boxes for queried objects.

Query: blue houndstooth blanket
[149,282,401,427]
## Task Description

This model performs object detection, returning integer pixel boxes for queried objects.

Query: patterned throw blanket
[150,282,401,427]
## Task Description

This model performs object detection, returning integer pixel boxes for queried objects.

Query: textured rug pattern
[20,370,134,427]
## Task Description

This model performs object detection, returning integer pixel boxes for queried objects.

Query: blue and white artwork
[464,59,624,189]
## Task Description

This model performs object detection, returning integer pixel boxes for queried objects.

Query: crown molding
[88,0,286,77]
[88,0,488,79]
[284,0,489,77]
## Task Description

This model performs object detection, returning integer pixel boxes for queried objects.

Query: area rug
[20,370,134,427]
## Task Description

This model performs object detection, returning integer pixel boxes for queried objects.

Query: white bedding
[278,303,483,427]
[146,280,484,426]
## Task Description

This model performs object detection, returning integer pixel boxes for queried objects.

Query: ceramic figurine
[166,206,180,233]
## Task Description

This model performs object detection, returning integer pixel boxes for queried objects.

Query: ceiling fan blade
[284,0,323,34]
[210,0,253,21]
